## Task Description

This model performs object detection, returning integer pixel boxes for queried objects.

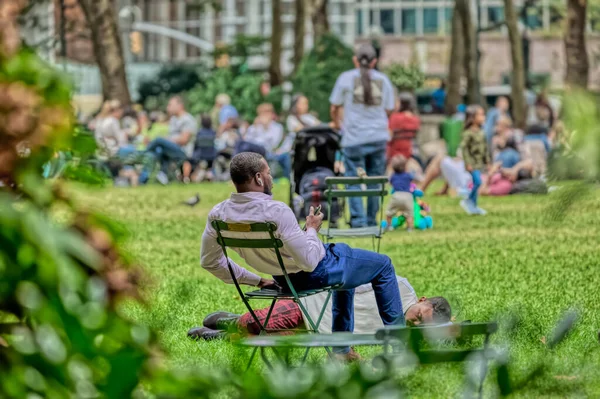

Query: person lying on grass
[201,152,405,362]
[188,275,451,340]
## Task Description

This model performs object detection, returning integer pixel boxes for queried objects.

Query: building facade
[28,0,600,89]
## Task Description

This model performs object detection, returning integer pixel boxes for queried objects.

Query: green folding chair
[323,176,388,252]
[375,322,498,397]
[212,220,342,368]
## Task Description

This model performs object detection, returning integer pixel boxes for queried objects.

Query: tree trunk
[292,0,306,74]
[269,0,283,86]
[310,0,329,45]
[446,7,464,115]
[78,0,131,105]
[456,0,478,105]
[504,0,526,128]
[565,0,589,89]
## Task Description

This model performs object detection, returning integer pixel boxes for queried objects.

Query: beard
[263,184,272,196]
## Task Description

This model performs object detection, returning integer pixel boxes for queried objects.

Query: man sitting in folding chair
[201,152,404,361]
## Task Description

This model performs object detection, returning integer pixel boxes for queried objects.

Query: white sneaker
[156,171,169,185]
[474,207,487,216]
[460,199,477,215]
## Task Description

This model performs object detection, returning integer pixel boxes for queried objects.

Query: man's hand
[257,278,281,291]
[466,164,473,172]
[306,206,324,232]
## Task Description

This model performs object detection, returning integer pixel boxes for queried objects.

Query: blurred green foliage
[137,65,208,110]
[385,63,426,92]
[186,68,283,122]
[292,34,354,121]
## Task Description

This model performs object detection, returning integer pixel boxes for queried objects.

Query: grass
[74,181,600,397]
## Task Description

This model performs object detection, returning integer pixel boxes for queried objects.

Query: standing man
[143,96,197,184]
[329,44,396,227]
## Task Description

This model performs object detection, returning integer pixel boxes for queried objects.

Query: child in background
[459,105,490,215]
[190,114,217,182]
[385,155,414,232]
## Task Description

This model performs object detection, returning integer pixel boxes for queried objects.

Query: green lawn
[76,181,600,397]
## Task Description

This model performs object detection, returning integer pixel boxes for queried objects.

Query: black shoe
[187,326,226,341]
[202,311,241,331]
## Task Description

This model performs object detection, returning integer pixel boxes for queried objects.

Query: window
[487,6,504,26]
[380,9,395,34]
[282,1,293,16]
[423,8,438,34]
[235,0,245,17]
[525,7,543,30]
[402,8,416,34]
[356,9,363,36]
[444,7,452,33]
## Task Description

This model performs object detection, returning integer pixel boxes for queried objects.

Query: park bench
[240,322,498,396]
[212,220,342,369]
[323,176,388,252]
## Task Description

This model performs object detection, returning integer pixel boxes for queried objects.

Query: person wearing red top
[387,93,421,162]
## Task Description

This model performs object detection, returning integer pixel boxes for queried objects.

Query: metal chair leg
[260,348,274,370]
[246,347,259,371]
[260,299,278,334]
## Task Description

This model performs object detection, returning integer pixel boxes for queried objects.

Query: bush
[384,63,425,92]
[186,68,283,122]
[137,65,208,110]
[292,34,354,121]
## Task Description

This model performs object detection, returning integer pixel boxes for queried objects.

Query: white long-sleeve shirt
[244,122,284,153]
[200,192,326,286]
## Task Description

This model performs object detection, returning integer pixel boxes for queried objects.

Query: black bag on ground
[297,167,340,221]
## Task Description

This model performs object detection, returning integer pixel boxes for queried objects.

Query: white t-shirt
[169,113,198,158]
[299,276,418,334]
[94,116,127,157]
[329,68,395,148]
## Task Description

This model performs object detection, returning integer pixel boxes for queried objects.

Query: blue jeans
[141,138,187,180]
[524,134,551,154]
[496,148,520,169]
[469,170,482,206]
[343,141,387,227]
[268,152,291,179]
[274,243,403,353]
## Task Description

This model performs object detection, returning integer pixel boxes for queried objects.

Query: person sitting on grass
[188,275,451,340]
[142,96,197,185]
[200,152,404,362]
[385,155,414,232]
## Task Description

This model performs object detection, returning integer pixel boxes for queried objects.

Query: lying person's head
[230,152,273,196]
[404,296,452,326]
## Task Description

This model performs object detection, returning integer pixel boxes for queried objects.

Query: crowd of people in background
[89,42,560,219]
[89,89,324,187]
